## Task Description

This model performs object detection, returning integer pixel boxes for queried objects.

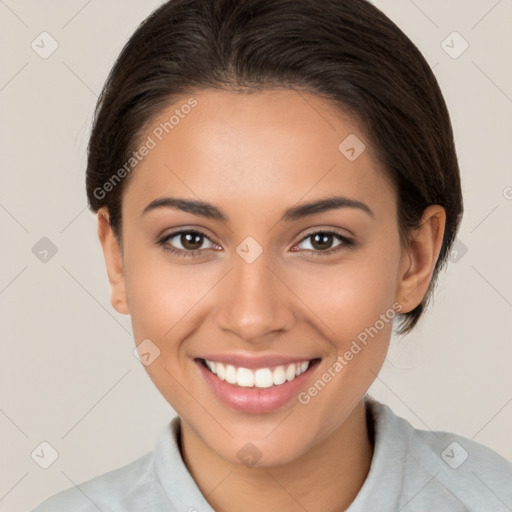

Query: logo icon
[31,441,59,469]
[236,442,262,466]
[133,338,161,366]
[449,238,468,263]
[236,236,263,264]
[32,237,58,263]
[441,32,469,59]
[338,134,366,161]
[31,32,59,59]
[441,441,469,469]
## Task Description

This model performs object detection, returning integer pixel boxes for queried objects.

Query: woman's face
[108,89,410,466]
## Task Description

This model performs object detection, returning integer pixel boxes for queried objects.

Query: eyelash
[156,229,354,259]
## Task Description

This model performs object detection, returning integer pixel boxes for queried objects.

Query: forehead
[123,88,394,216]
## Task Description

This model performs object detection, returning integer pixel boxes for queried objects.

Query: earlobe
[395,205,446,313]
[97,207,130,315]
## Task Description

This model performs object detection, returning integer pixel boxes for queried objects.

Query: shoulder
[30,416,208,512]
[31,450,155,512]
[368,399,512,511]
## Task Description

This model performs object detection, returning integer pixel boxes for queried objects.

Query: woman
[32,0,512,510]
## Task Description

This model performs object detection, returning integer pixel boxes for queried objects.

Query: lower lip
[196,359,320,414]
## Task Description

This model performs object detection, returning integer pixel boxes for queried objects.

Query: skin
[97,89,445,512]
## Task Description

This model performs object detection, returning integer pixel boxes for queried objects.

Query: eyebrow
[142,195,374,222]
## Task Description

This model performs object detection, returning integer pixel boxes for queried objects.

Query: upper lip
[197,353,319,369]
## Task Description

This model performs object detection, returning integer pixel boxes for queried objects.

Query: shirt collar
[153,398,404,511]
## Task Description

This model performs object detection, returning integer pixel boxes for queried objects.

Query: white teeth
[225,364,237,384]
[216,362,226,381]
[254,368,273,388]
[285,364,296,381]
[273,366,287,385]
[203,359,312,388]
[237,367,254,387]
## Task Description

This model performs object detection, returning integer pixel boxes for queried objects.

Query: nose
[215,250,295,344]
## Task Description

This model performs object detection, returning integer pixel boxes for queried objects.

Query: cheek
[123,242,219,343]
[291,249,400,339]
[123,253,215,402]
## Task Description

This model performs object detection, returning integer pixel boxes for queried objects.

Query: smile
[195,355,322,413]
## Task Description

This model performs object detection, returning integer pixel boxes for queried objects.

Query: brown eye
[310,233,336,250]
[180,232,204,250]
[157,230,217,257]
[293,231,354,256]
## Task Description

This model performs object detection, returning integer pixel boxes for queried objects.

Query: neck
[179,399,374,512]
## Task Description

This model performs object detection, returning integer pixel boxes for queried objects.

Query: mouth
[197,357,320,388]
[195,356,322,414]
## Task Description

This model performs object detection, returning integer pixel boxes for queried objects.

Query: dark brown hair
[86,0,463,335]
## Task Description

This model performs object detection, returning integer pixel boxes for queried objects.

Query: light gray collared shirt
[31,399,512,511]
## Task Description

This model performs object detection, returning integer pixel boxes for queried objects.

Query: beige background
[1,1,511,511]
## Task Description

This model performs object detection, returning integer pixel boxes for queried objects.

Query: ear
[97,207,130,315]
[395,205,446,313]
